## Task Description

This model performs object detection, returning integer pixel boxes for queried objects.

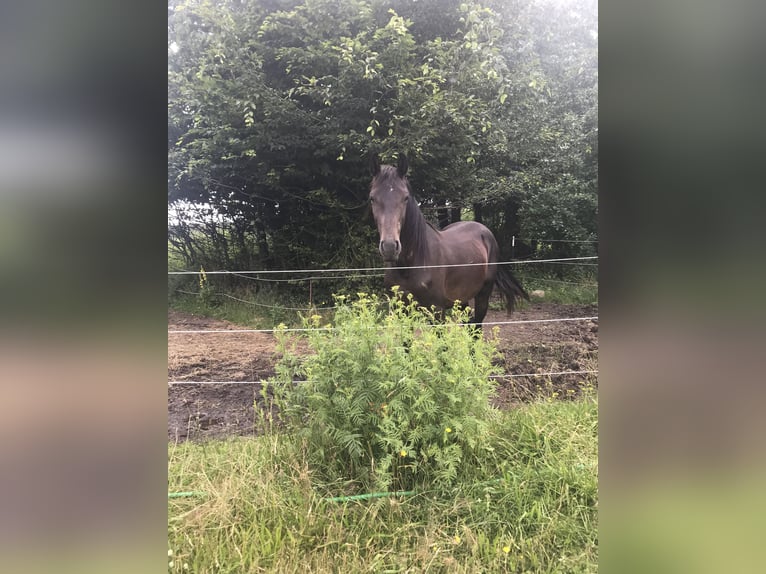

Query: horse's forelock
[372,165,407,191]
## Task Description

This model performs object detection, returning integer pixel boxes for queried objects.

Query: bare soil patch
[168,303,598,441]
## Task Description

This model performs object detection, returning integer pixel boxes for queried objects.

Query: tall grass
[511,269,598,307]
[168,394,597,573]
[168,274,598,330]
[168,290,307,329]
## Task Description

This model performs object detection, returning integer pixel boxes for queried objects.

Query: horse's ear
[369,153,381,177]
[397,153,408,177]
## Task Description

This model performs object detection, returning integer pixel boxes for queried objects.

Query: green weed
[270,290,503,492]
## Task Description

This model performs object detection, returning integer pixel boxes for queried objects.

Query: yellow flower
[445,427,452,433]
[453,535,461,544]
[399,449,407,457]
[503,545,511,554]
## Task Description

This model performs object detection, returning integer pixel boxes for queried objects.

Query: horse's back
[440,220,498,254]
[441,220,488,233]
[441,219,494,237]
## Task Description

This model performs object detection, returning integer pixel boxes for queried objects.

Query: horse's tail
[494,265,530,315]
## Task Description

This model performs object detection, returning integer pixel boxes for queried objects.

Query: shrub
[197,267,221,307]
[270,289,503,492]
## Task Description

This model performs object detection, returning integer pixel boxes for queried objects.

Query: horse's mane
[403,187,433,265]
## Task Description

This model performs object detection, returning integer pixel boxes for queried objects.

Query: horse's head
[369,153,409,263]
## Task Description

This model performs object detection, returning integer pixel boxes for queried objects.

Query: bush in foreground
[270,290,502,492]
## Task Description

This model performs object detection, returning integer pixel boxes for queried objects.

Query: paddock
[168,301,598,441]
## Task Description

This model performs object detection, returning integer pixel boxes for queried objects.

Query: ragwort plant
[270,289,503,493]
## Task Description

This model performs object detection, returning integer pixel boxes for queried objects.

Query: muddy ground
[168,303,598,441]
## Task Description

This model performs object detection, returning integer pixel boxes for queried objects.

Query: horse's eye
[403,196,409,203]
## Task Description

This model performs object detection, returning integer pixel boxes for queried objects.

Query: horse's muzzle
[379,239,401,261]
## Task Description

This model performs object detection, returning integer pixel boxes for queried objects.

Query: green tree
[168,0,597,283]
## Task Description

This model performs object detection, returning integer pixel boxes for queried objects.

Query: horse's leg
[471,281,495,330]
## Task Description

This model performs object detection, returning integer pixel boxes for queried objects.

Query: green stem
[169,477,510,502]
[323,489,415,503]
[168,491,207,499]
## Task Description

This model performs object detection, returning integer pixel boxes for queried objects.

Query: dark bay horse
[369,153,529,327]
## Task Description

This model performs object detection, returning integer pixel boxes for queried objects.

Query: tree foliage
[168,0,597,280]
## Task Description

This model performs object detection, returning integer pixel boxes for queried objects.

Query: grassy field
[510,270,598,307]
[168,254,598,572]
[168,395,598,573]
[168,289,306,329]
[168,271,598,330]
[169,241,598,334]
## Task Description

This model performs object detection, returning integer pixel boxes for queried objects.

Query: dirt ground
[168,303,598,441]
